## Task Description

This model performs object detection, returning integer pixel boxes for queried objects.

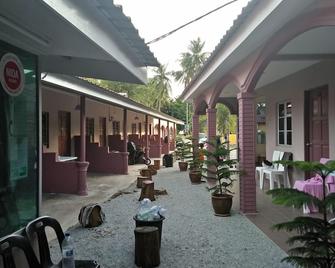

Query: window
[0,40,38,236]
[277,102,292,145]
[112,121,120,135]
[131,123,137,134]
[42,112,49,148]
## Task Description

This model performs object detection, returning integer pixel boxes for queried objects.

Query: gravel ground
[51,165,292,268]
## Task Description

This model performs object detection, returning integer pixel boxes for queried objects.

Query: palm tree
[173,37,209,87]
[151,65,172,111]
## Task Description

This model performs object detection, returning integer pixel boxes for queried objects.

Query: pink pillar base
[76,161,89,196]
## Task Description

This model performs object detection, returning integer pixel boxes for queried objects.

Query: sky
[114,0,250,98]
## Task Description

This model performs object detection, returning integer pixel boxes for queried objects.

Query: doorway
[58,111,71,156]
[305,85,329,162]
[99,117,106,147]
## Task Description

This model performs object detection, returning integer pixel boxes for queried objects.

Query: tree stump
[140,169,152,179]
[154,160,160,170]
[139,180,155,201]
[134,226,160,267]
[137,176,151,188]
[148,165,157,175]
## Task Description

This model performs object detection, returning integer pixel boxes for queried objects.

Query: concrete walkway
[49,165,291,268]
[41,163,147,234]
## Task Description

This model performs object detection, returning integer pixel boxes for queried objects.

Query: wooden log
[134,226,160,267]
[154,160,160,170]
[140,169,152,179]
[148,165,157,175]
[137,176,150,188]
[139,180,155,201]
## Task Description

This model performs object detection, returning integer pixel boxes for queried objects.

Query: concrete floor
[41,163,148,236]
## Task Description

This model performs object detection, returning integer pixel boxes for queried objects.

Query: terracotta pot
[178,162,188,171]
[189,170,202,184]
[211,193,233,217]
[148,165,157,175]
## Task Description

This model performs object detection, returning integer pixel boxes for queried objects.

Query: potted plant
[202,140,239,216]
[175,139,192,171]
[267,160,335,268]
[187,145,204,184]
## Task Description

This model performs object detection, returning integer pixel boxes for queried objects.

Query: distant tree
[173,37,208,86]
[151,65,172,111]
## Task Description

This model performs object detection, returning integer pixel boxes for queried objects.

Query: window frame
[277,101,292,146]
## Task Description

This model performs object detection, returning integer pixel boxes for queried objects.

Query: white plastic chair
[256,150,282,189]
[262,152,291,190]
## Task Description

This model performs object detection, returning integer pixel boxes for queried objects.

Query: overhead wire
[146,0,240,45]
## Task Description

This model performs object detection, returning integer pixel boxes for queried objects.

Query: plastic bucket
[133,215,165,247]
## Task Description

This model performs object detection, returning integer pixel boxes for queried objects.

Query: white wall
[257,61,335,180]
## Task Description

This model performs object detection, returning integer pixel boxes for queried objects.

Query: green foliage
[202,139,239,195]
[216,103,237,135]
[187,143,204,171]
[175,139,192,162]
[267,160,335,268]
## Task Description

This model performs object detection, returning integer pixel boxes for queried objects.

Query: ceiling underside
[219,26,335,98]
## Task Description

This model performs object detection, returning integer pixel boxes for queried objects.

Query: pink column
[123,109,129,174]
[78,95,88,195]
[192,114,200,152]
[207,108,217,144]
[167,121,170,152]
[145,114,149,157]
[80,95,86,162]
[158,118,161,154]
[237,92,256,214]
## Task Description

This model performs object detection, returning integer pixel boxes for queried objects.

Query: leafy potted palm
[175,139,192,171]
[202,140,239,216]
[267,160,335,268]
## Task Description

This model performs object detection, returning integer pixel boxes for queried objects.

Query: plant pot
[153,160,160,170]
[178,161,188,171]
[140,169,152,179]
[211,193,233,217]
[133,215,165,247]
[189,170,202,184]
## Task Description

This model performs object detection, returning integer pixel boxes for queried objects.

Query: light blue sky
[114,0,250,97]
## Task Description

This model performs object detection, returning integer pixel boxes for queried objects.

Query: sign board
[0,53,25,96]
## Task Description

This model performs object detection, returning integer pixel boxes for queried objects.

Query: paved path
[53,165,291,268]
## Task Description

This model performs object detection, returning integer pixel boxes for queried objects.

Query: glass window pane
[286,102,292,115]
[278,131,285,145]
[287,131,292,145]
[286,117,292,131]
[278,104,285,117]
[279,118,285,130]
[0,41,38,236]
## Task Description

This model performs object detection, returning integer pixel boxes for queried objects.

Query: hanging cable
[146,0,240,45]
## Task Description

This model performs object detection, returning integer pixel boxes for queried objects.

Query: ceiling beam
[273,54,335,61]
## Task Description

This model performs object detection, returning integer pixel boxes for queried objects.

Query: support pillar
[167,121,170,152]
[80,95,86,162]
[123,109,129,174]
[207,108,217,146]
[145,115,149,157]
[78,95,88,195]
[237,92,256,214]
[158,119,161,156]
[192,114,200,152]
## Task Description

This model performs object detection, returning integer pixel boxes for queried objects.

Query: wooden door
[305,85,329,162]
[99,117,106,147]
[58,111,71,156]
[86,118,94,143]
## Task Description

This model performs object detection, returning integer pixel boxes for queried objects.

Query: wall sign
[0,53,25,96]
